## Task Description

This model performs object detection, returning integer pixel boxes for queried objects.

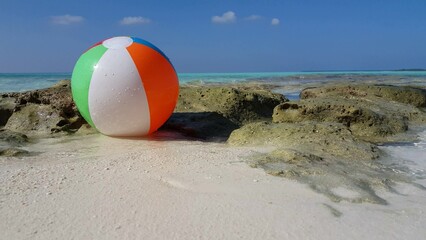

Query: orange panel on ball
[127,43,179,134]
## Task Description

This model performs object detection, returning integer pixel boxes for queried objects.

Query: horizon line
[1,69,425,75]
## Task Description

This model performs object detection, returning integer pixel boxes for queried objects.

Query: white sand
[1,134,426,240]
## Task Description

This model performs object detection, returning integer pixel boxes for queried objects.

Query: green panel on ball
[71,45,108,128]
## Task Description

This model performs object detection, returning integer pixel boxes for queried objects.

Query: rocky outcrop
[0,129,28,145]
[0,81,286,140]
[228,84,426,204]
[1,81,424,144]
[227,121,396,204]
[300,84,426,107]
[161,85,287,139]
[0,97,16,126]
[2,80,425,203]
[273,85,426,143]
[0,129,29,157]
[228,121,380,161]
[1,80,86,136]
[273,99,425,143]
[175,85,287,125]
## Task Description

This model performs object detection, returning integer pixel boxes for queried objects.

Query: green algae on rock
[176,85,287,125]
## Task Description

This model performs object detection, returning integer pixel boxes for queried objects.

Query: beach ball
[71,36,179,137]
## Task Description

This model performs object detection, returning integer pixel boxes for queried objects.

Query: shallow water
[380,130,426,182]
[1,71,426,93]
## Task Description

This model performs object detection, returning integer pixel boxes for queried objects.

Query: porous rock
[0,129,28,146]
[175,85,287,125]
[0,148,29,157]
[228,121,380,161]
[274,85,426,143]
[300,84,426,107]
[162,85,287,140]
[1,80,87,136]
[0,129,30,157]
[0,97,16,126]
[0,81,286,139]
[227,121,404,205]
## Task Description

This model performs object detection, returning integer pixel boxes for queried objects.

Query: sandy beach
[1,132,426,239]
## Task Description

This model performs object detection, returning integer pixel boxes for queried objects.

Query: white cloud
[51,14,84,25]
[271,18,280,25]
[245,15,261,21]
[212,11,236,24]
[120,16,151,25]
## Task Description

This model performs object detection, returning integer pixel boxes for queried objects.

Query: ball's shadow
[121,112,239,142]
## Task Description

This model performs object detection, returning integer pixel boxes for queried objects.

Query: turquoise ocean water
[1,71,426,93]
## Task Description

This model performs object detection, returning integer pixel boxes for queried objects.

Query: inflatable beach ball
[71,36,179,137]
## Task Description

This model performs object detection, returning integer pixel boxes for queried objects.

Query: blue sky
[0,0,425,73]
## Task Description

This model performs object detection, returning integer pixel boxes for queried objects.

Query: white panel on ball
[88,48,151,136]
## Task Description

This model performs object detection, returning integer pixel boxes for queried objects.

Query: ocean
[1,71,426,93]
